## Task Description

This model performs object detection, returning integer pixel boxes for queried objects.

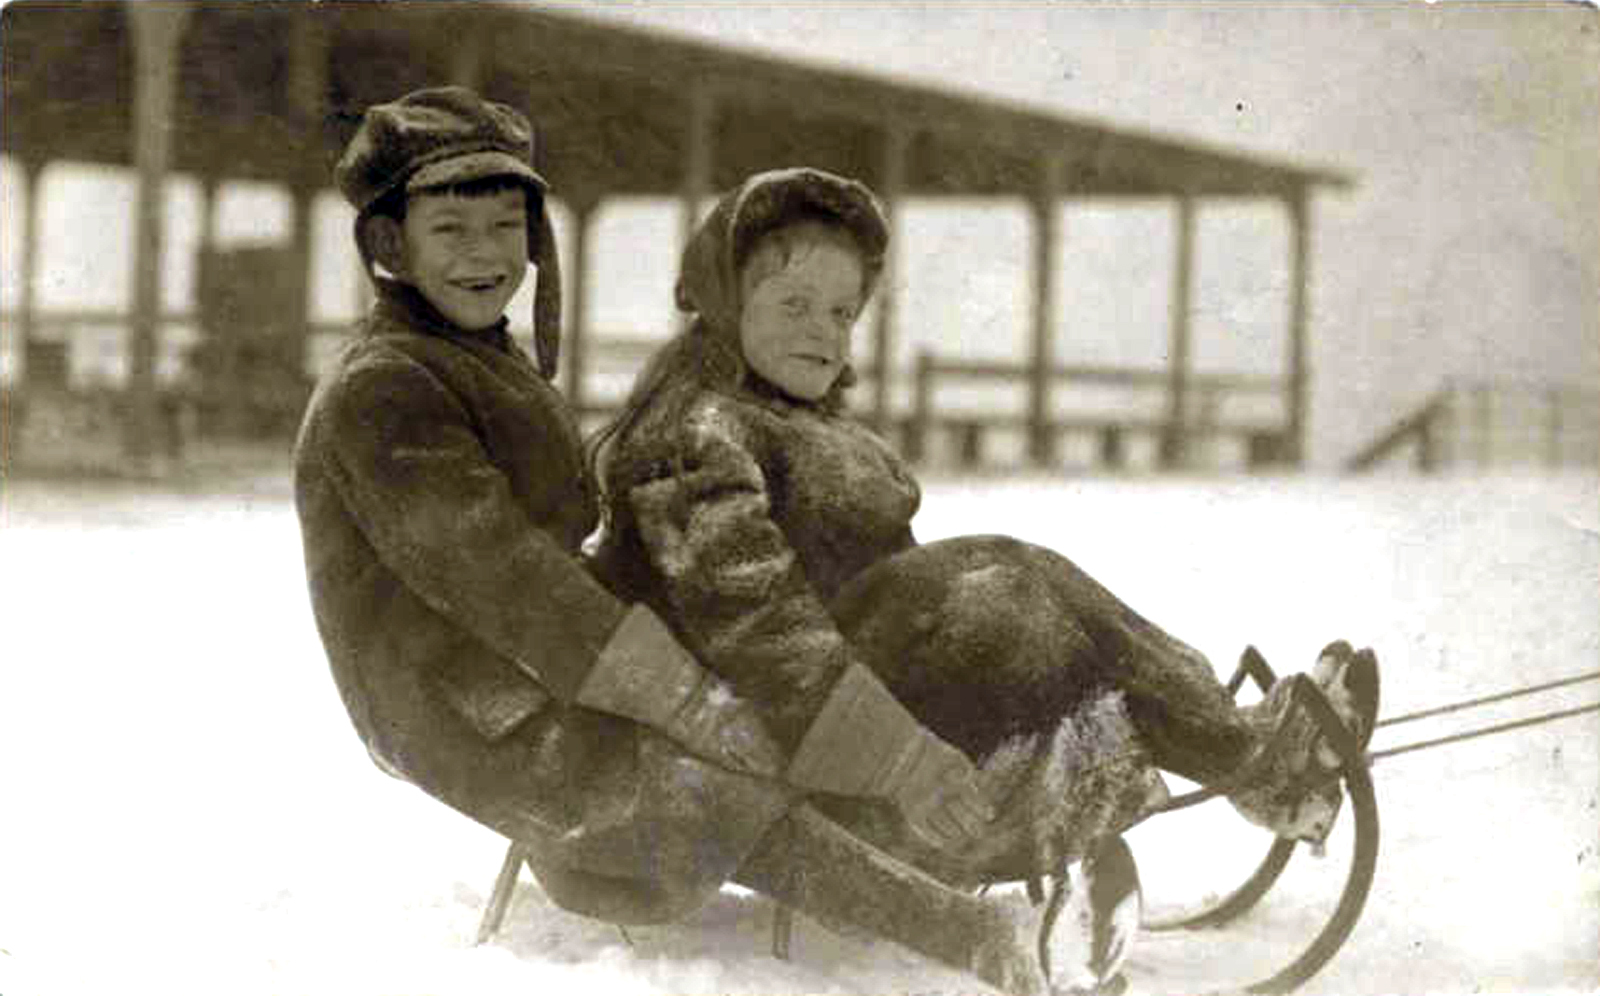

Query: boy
[293,88,1010,958]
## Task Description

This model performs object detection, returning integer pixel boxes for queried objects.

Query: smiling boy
[376,179,531,332]
[292,88,800,925]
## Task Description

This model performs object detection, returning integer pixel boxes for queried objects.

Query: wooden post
[1432,381,1454,470]
[1161,196,1195,469]
[288,12,330,129]
[905,349,933,464]
[681,83,713,262]
[125,3,191,466]
[198,175,218,249]
[288,184,315,379]
[562,198,598,414]
[1546,386,1564,468]
[17,159,42,385]
[287,12,328,388]
[871,125,908,432]
[1284,193,1311,468]
[1475,383,1493,467]
[449,24,484,89]
[1028,153,1063,466]
[6,159,43,464]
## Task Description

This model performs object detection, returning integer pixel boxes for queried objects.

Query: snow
[1,469,1595,996]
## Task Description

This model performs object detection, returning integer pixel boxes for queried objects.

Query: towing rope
[1368,669,1600,762]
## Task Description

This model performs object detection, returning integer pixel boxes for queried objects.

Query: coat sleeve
[316,349,627,703]
[621,403,856,749]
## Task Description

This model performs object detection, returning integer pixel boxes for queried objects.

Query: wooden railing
[1343,390,1453,472]
[6,314,1297,472]
[899,350,1288,470]
[1344,380,1600,473]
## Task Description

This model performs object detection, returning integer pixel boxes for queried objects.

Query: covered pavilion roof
[2,2,1351,202]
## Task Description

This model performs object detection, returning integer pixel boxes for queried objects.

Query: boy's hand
[665,673,785,778]
[786,662,994,851]
[881,730,992,851]
[578,605,784,778]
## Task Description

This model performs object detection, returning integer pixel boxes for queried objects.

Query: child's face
[738,228,866,402]
[398,186,528,331]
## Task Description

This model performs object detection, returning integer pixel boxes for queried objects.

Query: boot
[1228,641,1380,844]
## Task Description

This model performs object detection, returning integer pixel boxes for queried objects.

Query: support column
[1546,386,1564,468]
[680,83,713,259]
[1284,193,1311,467]
[870,125,908,432]
[1474,382,1493,468]
[288,183,315,387]
[449,25,484,88]
[562,198,598,414]
[1161,196,1196,469]
[17,159,43,387]
[198,175,218,249]
[125,3,191,465]
[1027,153,1063,466]
[287,11,328,384]
[7,159,44,465]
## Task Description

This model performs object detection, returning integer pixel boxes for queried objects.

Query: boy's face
[738,229,865,402]
[396,186,528,331]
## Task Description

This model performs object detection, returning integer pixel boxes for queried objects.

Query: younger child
[590,167,1381,988]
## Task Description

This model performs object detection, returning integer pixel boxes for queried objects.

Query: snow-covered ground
[1,469,1595,996]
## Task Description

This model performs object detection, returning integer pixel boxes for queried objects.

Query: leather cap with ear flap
[530,203,561,381]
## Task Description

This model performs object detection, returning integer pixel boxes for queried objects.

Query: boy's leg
[526,850,714,926]
[734,804,1046,996]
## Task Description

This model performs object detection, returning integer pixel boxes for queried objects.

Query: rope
[1369,701,1600,762]
[1376,669,1600,728]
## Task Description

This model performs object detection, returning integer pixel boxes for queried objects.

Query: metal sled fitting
[1141,647,1380,995]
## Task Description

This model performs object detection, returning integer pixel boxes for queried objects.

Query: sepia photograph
[1,2,1596,994]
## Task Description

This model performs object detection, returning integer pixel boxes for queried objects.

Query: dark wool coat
[591,174,1190,885]
[293,280,789,923]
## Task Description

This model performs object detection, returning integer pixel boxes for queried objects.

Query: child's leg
[831,534,1252,780]
[734,804,1047,996]
[829,535,1376,845]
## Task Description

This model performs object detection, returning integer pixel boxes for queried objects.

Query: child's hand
[578,605,784,778]
[666,674,785,778]
[884,733,993,851]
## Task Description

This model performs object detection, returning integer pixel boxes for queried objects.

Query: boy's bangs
[416,174,537,205]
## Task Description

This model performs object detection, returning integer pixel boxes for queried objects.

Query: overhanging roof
[1,1,1354,202]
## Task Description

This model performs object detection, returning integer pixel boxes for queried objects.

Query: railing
[5,314,1297,473]
[1344,379,1600,473]
[899,350,1288,470]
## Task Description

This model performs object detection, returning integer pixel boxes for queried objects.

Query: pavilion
[1,1,1352,468]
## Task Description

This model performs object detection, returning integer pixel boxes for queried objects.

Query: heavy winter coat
[591,174,1179,885]
[293,279,789,922]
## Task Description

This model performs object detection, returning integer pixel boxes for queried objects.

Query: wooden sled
[476,646,1380,995]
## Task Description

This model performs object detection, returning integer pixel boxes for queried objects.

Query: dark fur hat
[336,86,562,379]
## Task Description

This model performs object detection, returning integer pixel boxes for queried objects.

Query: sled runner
[1107,652,1597,995]
[1131,648,1381,996]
